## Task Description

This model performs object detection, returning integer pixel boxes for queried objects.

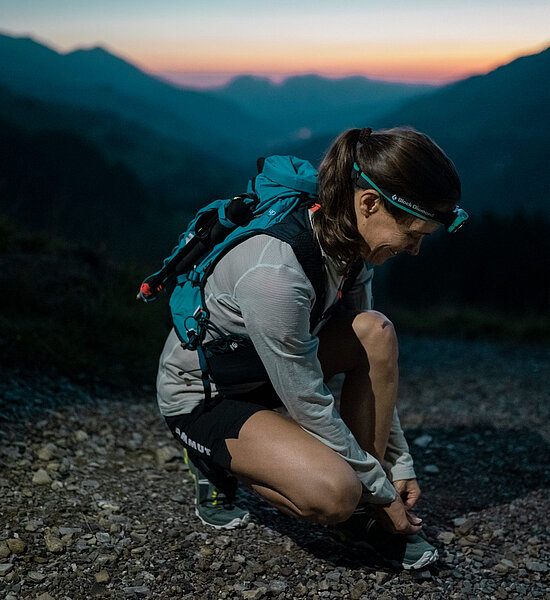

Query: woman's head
[314,126,462,266]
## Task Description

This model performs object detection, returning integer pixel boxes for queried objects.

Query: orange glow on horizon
[136,40,549,84]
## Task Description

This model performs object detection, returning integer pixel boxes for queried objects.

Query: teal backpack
[139,155,361,396]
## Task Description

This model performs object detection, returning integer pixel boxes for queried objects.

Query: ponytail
[314,128,365,267]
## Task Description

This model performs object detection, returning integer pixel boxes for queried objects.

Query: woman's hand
[394,478,421,511]
[374,492,422,535]
[393,478,422,528]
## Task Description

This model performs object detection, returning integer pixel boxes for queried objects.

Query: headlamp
[352,163,468,233]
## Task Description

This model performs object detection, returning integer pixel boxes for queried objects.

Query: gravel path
[1,336,549,600]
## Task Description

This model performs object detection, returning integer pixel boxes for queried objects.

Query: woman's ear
[357,190,381,217]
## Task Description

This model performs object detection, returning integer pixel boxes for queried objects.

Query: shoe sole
[332,530,439,571]
[401,548,439,570]
[194,507,250,530]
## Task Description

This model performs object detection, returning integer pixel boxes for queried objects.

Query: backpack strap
[264,201,326,331]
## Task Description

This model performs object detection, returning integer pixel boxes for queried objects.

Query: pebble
[0,542,9,558]
[155,446,181,466]
[456,518,475,535]
[437,531,455,544]
[36,594,55,600]
[37,443,58,460]
[94,570,110,583]
[44,528,64,553]
[350,579,368,599]
[412,569,432,580]
[7,538,26,554]
[32,468,52,485]
[376,571,392,585]
[28,571,47,582]
[424,464,440,473]
[268,580,287,593]
[242,588,267,599]
[170,492,186,503]
[74,430,89,442]
[0,563,14,576]
[413,434,433,448]
[526,560,548,573]
[123,585,152,597]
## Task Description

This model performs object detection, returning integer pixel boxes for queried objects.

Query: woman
[156,126,464,570]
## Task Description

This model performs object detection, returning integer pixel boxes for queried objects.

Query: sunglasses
[352,163,468,233]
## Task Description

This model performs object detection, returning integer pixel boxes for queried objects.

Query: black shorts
[164,383,282,472]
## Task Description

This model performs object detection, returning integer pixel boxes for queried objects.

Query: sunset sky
[1,0,549,87]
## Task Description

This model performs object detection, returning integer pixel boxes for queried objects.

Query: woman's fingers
[406,509,422,525]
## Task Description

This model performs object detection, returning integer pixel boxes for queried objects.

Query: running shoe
[183,449,250,529]
[332,507,438,570]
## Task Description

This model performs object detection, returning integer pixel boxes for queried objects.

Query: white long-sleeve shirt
[156,234,416,504]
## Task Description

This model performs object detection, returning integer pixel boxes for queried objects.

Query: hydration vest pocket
[202,335,269,391]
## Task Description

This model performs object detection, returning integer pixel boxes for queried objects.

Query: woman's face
[354,189,440,265]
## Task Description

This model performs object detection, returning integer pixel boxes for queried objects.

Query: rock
[170,492,186,504]
[36,594,55,600]
[412,569,432,580]
[28,571,47,583]
[350,579,368,599]
[413,434,433,448]
[0,563,14,576]
[82,479,100,488]
[526,560,548,573]
[375,571,392,585]
[500,559,516,569]
[424,464,440,474]
[95,570,110,583]
[494,559,517,574]
[44,528,64,554]
[456,518,475,535]
[155,446,181,466]
[453,517,467,527]
[37,443,58,460]
[123,586,152,597]
[268,580,287,593]
[0,542,10,558]
[7,539,26,554]
[294,582,308,597]
[25,519,43,532]
[74,430,89,442]
[96,532,111,544]
[437,531,455,545]
[32,468,52,485]
[242,588,266,599]
[96,500,120,512]
[59,527,82,536]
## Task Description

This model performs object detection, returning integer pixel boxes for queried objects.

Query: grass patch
[387,305,550,343]
[0,218,170,386]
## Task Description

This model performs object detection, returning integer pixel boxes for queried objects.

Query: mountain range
[281,46,550,215]
[0,30,549,254]
[209,74,434,147]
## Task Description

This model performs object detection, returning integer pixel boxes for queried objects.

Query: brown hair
[313,126,461,266]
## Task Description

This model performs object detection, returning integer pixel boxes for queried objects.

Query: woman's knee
[298,468,362,524]
[352,310,399,367]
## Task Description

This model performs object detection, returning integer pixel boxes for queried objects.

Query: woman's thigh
[226,409,361,521]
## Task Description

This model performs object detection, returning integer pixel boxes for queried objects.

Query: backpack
[139,155,361,396]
